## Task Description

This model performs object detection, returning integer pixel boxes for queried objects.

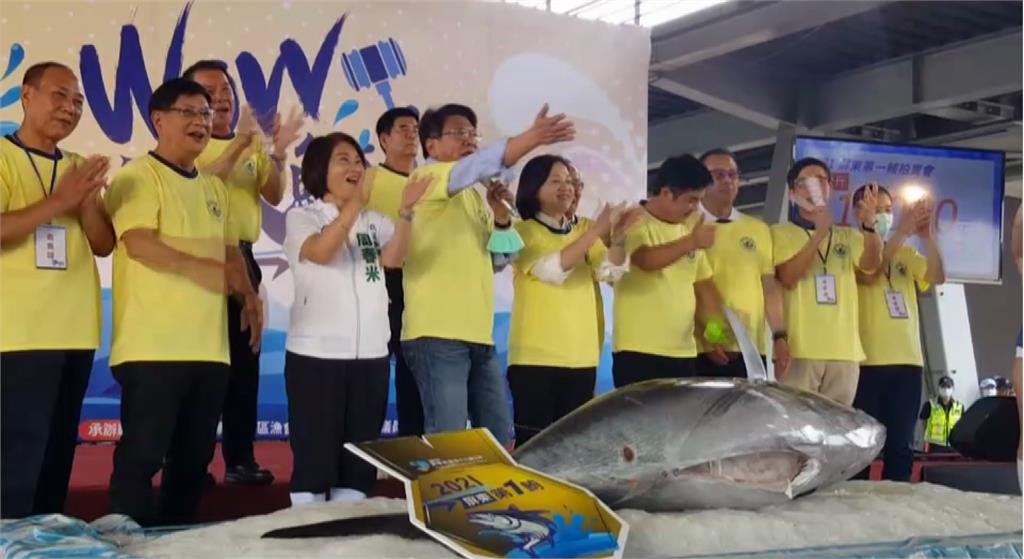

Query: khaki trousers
[782,359,860,406]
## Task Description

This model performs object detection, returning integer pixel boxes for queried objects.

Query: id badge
[35,224,68,270]
[885,288,910,319]
[815,274,837,305]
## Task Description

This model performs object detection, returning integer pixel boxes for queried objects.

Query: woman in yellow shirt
[852,183,944,481]
[508,155,637,444]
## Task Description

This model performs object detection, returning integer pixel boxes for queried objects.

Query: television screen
[793,136,1005,283]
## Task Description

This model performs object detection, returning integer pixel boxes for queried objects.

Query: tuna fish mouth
[672,450,815,494]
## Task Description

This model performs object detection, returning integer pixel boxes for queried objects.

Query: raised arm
[631,214,714,272]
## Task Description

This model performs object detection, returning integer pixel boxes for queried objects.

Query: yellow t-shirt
[771,223,865,361]
[104,153,234,366]
[577,216,606,350]
[366,164,408,222]
[704,213,773,354]
[508,218,606,368]
[195,135,272,243]
[613,212,713,358]
[401,163,495,345]
[859,246,929,366]
[0,137,100,351]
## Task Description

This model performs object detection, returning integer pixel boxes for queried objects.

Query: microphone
[340,38,407,109]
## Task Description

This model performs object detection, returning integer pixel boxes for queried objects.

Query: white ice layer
[125,481,1022,559]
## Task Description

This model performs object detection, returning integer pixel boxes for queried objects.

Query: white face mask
[875,213,893,238]
[981,387,997,398]
[938,388,954,400]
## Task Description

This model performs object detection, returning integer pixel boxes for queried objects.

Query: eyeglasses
[441,128,481,141]
[710,169,740,181]
[164,107,214,122]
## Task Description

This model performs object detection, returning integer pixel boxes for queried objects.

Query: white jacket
[284,200,395,359]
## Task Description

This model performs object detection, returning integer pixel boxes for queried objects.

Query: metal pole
[764,123,796,225]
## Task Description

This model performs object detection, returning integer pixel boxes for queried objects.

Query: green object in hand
[487,228,525,255]
[704,320,730,345]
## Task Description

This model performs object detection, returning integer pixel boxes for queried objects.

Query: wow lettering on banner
[0,1,650,439]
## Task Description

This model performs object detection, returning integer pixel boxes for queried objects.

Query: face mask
[938,388,953,400]
[875,213,893,238]
[981,387,997,398]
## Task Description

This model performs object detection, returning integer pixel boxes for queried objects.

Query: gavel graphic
[340,38,407,109]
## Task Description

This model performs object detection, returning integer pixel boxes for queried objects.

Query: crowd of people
[3,59,1018,528]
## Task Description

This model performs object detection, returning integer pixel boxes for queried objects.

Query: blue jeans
[402,337,513,444]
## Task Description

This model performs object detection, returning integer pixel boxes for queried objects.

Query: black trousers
[108,361,229,527]
[1,350,93,518]
[852,364,922,482]
[508,365,595,446]
[386,268,423,437]
[612,351,697,388]
[284,352,389,496]
[694,353,769,379]
[222,296,260,467]
[221,242,262,468]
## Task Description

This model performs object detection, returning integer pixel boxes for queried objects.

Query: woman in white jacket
[283,132,428,506]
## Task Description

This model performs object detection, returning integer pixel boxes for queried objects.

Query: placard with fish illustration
[346,429,627,559]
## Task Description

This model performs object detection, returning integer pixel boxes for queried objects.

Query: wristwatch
[861,224,876,233]
[772,330,788,342]
[398,207,414,222]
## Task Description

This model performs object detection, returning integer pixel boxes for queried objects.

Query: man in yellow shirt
[366,106,423,437]
[0,62,114,519]
[401,103,574,446]
[697,148,790,379]
[613,154,729,386]
[852,183,944,480]
[184,60,302,486]
[104,78,262,526]
[772,158,883,405]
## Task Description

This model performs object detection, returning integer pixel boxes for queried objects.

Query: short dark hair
[375,106,419,143]
[301,132,367,200]
[699,147,735,165]
[22,62,74,87]
[181,59,232,83]
[852,183,891,206]
[786,157,831,189]
[649,154,713,196]
[148,78,212,119]
[515,154,572,220]
[418,104,477,156]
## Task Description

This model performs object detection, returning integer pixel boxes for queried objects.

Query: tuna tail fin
[261,513,428,540]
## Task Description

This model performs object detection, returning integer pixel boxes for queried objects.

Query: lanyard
[883,261,895,289]
[11,133,58,199]
[803,226,833,274]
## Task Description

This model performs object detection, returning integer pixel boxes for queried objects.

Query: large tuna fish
[263,379,885,540]
[512,378,885,511]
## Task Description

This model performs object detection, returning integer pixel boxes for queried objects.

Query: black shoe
[224,463,274,486]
